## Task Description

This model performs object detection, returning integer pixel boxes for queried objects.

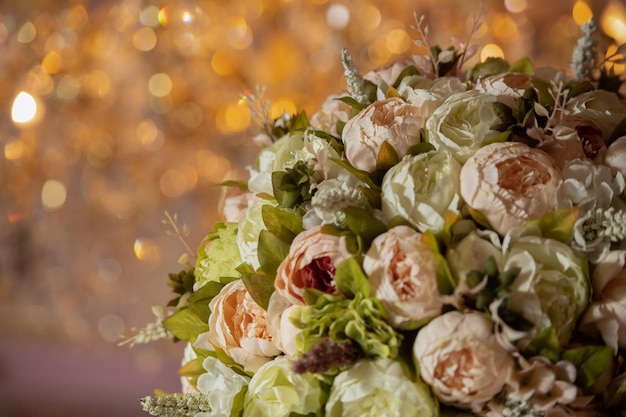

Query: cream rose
[205,280,281,372]
[581,250,626,352]
[381,149,462,233]
[342,97,424,172]
[396,75,466,118]
[475,72,533,107]
[425,90,502,163]
[310,94,351,137]
[266,292,300,357]
[363,225,443,329]
[460,142,562,235]
[413,311,514,412]
[274,225,351,305]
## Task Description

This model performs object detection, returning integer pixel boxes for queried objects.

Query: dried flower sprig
[341,48,369,104]
[118,306,172,347]
[162,211,195,260]
[570,18,598,81]
[240,85,274,139]
[293,337,361,374]
[141,393,211,417]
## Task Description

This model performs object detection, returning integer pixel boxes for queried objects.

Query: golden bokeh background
[0,0,624,415]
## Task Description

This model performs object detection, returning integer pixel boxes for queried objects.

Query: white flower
[302,176,369,229]
[396,75,466,118]
[244,356,327,417]
[425,90,502,163]
[236,200,269,270]
[325,358,438,417]
[567,90,626,138]
[195,356,251,417]
[381,150,461,233]
[501,235,590,348]
[247,132,306,195]
[310,94,351,137]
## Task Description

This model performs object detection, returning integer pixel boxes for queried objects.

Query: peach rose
[413,311,514,412]
[580,250,626,352]
[475,72,533,108]
[342,97,424,172]
[363,226,443,329]
[274,225,351,305]
[205,280,281,372]
[266,292,300,357]
[460,142,562,235]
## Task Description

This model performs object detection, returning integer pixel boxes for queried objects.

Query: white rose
[310,94,351,137]
[396,75,466,118]
[326,358,438,417]
[236,200,269,270]
[605,136,626,178]
[381,150,461,233]
[195,356,250,417]
[425,90,502,163]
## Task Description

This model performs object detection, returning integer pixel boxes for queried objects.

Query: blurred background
[0,0,624,415]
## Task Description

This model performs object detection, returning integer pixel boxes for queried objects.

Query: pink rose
[205,280,280,372]
[604,136,626,178]
[342,97,424,172]
[363,225,443,329]
[581,250,626,352]
[274,225,350,305]
[221,190,258,222]
[460,142,562,235]
[413,311,514,412]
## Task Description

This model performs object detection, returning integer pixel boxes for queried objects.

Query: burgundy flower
[300,256,336,294]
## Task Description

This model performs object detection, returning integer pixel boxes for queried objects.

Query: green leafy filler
[290,257,402,375]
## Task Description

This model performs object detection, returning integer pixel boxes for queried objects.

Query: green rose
[243,356,328,417]
[325,358,437,417]
[194,222,241,290]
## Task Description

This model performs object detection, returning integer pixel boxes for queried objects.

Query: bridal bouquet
[130,15,626,417]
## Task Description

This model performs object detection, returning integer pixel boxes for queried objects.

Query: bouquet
[127,14,626,417]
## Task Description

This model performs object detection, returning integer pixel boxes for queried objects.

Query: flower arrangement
[128,14,626,417]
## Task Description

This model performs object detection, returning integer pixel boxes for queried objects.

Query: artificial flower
[202,280,281,372]
[342,97,424,172]
[325,358,437,417]
[381,149,461,233]
[460,141,562,235]
[363,225,443,329]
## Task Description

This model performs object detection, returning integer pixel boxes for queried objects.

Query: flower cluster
[133,15,626,417]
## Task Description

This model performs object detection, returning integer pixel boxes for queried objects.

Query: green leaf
[491,102,516,127]
[257,230,290,277]
[405,142,436,156]
[331,157,380,190]
[567,80,596,97]
[562,345,614,388]
[526,206,580,242]
[392,65,419,88]
[605,372,626,411]
[229,386,248,417]
[177,356,205,379]
[261,205,303,243]
[470,57,510,79]
[525,327,560,362]
[335,96,368,111]
[188,277,239,323]
[344,206,387,250]
[241,270,275,310]
[436,256,455,296]
[508,57,534,74]
[376,140,401,172]
[163,308,209,344]
[290,110,310,132]
[218,180,249,190]
[334,257,371,299]
[467,206,493,230]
